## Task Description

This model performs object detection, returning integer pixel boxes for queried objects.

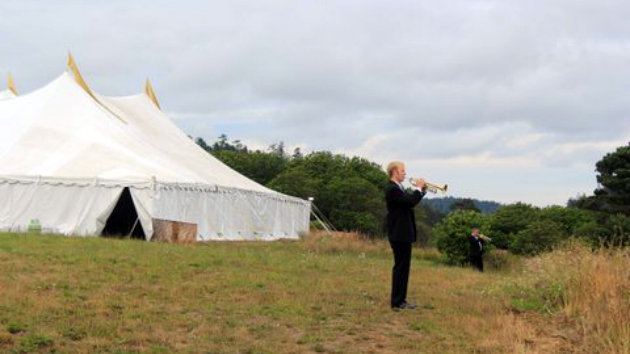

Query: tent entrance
[102,187,145,239]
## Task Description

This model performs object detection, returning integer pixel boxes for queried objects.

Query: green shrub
[267,166,320,200]
[488,203,541,249]
[434,210,490,265]
[268,152,388,237]
[510,220,566,256]
[329,209,382,236]
[604,213,630,246]
[571,213,630,247]
[322,177,385,236]
[540,206,596,235]
[574,220,609,246]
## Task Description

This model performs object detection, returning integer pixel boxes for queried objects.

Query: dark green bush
[488,203,541,249]
[605,213,630,246]
[434,210,491,265]
[267,166,320,200]
[323,177,385,236]
[540,206,596,235]
[510,220,566,256]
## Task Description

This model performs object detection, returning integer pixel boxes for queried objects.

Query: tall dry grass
[523,241,630,354]
[298,230,388,254]
[298,231,446,263]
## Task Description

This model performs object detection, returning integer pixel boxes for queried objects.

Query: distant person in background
[385,161,426,310]
[468,227,485,272]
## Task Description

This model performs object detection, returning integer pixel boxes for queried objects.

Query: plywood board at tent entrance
[152,218,197,243]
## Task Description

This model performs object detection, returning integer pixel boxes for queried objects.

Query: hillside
[423,196,502,214]
[1,232,625,353]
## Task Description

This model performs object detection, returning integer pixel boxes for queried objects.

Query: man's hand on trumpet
[410,178,426,191]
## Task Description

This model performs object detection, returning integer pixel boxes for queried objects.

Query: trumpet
[409,178,449,194]
[479,234,492,242]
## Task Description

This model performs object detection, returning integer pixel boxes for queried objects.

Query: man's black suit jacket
[385,181,425,243]
[468,234,485,257]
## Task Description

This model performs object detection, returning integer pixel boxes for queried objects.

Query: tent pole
[128,217,140,239]
[310,209,332,235]
[312,203,338,232]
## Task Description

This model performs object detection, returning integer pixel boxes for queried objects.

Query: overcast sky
[1,0,628,206]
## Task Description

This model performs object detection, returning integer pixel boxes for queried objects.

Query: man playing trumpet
[468,228,490,272]
[385,161,426,310]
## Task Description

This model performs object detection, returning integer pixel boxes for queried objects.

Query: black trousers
[470,255,484,272]
[390,242,412,307]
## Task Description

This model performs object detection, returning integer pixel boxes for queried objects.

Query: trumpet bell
[409,178,449,194]
[427,182,448,194]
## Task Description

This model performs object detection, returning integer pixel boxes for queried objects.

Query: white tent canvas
[0,64,310,241]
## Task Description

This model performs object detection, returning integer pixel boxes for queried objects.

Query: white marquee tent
[0,57,311,241]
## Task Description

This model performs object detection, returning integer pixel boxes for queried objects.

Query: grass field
[0,232,626,354]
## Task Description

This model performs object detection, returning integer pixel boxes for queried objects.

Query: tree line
[435,143,630,263]
[195,135,630,261]
[195,134,445,237]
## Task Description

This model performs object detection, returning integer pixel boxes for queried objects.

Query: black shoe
[402,302,418,310]
[391,302,417,311]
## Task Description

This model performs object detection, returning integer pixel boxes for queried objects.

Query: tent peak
[145,78,161,110]
[7,73,17,95]
[67,52,94,96]
[66,53,127,124]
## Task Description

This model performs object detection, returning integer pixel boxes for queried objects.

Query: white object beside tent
[0,65,310,241]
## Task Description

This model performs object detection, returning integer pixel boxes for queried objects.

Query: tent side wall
[0,177,311,241]
[0,178,124,235]
[130,185,311,241]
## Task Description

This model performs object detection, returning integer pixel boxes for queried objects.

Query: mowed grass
[0,232,575,354]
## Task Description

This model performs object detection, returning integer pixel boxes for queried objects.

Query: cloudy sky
[1,0,628,206]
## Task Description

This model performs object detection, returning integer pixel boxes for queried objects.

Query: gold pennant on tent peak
[145,78,161,110]
[66,52,127,124]
[7,73,17,95]
[67,52,93,96]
